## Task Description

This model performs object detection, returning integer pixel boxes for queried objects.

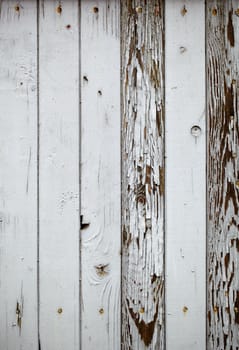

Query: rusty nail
[212,8,217,16]
[235,9,239,16]
[66,24,71,29]
[99,308,104,314]
[183,306,188,313]
[93,7,99,13]
[181,5,187,16]
[15,5,20,12]
[56,5,62,14]
[136,6,142,13]
[57,308,63,314]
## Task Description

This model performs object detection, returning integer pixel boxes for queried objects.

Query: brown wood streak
[207,1,239,349]
[121,1,164,349]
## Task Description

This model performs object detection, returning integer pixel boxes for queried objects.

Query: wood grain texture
[80,1,121,349]
[39,1,80,349]
[165,1,206,349]
[0,1,38,349]
[207,1,239,349]
[121,1,165,348]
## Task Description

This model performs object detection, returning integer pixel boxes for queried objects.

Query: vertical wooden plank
[39,1,80,349]
[0,1,38,349]
[207,2,239,349]
[80,1,121,349]
[121,1,165,349]
[165,1,206,349]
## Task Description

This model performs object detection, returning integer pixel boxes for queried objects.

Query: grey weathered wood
[121,1,165,348]
[207,1,239,349]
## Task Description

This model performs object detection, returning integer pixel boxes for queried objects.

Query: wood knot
[95,264,109,277]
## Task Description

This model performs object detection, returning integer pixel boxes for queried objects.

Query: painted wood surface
[121,1,165,349]
[207,1,239,349]
[80,1,121,349]
[2,1,239,349]
[38,1,80,349]
[0,1,38,349]
[165,1,206,349]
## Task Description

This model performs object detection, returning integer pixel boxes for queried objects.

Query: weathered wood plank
[121,1,165,348]
[80,1,121,349]
[0,1,38,349]
[207,1,239,349]
[38,1,80,349]
[165,1,206,349]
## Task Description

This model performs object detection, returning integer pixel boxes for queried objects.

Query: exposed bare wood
[207,1,239,349]
[121,1,165,348]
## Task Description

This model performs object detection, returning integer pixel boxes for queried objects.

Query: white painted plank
[80,1,121,349]
[165,1,206,349]
[0,1,38,349]
[39,1,80,349]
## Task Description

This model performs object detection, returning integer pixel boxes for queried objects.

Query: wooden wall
[0,1,238,349]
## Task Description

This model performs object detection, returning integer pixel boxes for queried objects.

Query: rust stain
[212,8,217,16]
[56,5,62,14]
[181,5,187,16]
[99,308,104,314]
[183,306,188,313]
